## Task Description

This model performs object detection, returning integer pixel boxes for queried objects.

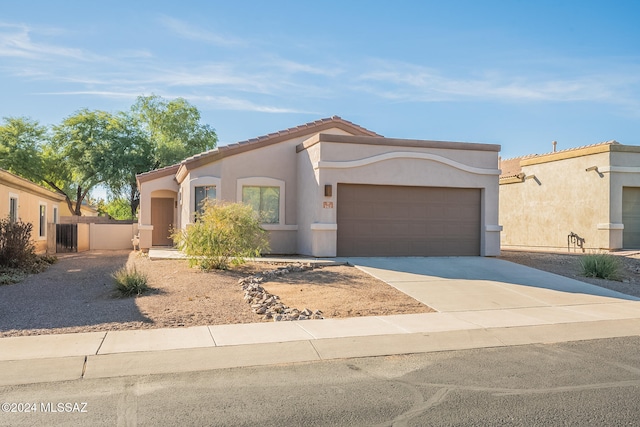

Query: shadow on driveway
[0,250,151,335]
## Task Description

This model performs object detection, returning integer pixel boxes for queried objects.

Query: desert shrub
[173,201,270,270]
[0,217,36,269]
[0,217,57,285]
[0,268,28,285]
[113,266,149,297]
[580,252,621,280]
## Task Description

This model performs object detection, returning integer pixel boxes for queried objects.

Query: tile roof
[137,116,381,184]
[182,115,381,164]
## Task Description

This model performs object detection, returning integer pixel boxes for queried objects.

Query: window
[242,186,280,224]
[9,196,18,223]
[195,185,216,215]
[39,204,46,238]
[53,206,58,224]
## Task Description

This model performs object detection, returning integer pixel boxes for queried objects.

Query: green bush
[0,217,36,269]
[580,252,621,280]
[0,268,28,285]
[113,266,149,297]
[173,201,270,270]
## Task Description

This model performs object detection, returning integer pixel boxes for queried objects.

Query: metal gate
[56,224,77,253]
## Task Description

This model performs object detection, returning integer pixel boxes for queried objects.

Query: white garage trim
[315,152,500,176]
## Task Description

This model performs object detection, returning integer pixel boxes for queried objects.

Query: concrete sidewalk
[2,256,640,386]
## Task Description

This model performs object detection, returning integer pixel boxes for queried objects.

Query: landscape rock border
[238,263,324,321]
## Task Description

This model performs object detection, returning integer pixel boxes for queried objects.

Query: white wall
[89,223,139,250]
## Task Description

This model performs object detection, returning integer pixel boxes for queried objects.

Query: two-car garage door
[337,184,481,257]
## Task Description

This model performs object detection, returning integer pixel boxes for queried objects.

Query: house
[58,201,99,217]
[0,168,64,253]
[499,140,640,252]
[136,116,502,257]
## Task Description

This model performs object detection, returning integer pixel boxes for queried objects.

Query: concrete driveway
[344,257,640,314]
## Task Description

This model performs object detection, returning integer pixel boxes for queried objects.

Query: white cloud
[357,60,636,104]
[0,22,102,61]
[35,89,311,114]
[158,16,243,47]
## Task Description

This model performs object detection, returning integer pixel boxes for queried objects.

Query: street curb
[2,318,640,386]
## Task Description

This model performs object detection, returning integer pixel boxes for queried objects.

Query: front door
[151,198,174,246]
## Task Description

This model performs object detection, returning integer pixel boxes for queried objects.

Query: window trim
[8,193,19,223]
[38,202,47,240]
[237,177,285,227]
[194,185,217,214]
[189,176,221,222]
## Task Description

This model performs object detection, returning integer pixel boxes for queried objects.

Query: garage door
[623,187,640,248]
[337,184,480,256]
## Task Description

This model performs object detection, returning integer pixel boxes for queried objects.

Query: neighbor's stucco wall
[89,223,139,250]
[1,174,63,254]
[500,151,611,251]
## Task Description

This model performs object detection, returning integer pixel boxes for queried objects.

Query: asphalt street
[1,336,639,426]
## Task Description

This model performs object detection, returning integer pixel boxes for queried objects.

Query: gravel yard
[499,250,640,298]
[0,250,433,337]
[3,249,639,338]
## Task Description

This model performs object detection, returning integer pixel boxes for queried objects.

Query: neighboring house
[136,116,501,257]
[58,201,99,217]
[0,168,64,253]
[500,140,640,252]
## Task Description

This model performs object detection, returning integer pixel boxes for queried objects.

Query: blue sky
[1,0,639,160]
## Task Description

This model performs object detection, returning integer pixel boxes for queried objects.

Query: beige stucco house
[0,168,64,253]
[500,141,640,252]
[136,116,501,257]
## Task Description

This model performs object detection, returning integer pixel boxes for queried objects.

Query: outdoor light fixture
[585,166,604,177]
[324,184,332,197]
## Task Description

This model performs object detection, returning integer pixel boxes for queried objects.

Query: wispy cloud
[183,95,314,113]
[36,90,311,114]
[158,16,243,47]
[0,22,102,61]
[356,60,635,104]
[35,90,141,100]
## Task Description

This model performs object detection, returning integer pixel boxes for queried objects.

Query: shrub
[172,201,270,270]
[0,217,36,269]
[113,266,149,297]
[580,252,621,280]
[0,268,28,286]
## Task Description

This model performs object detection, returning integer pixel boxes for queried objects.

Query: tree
[131,95,218,167]
[103,197,135,220]
[2,96,218,218]
[105,95,218,217]
[0,117,47,182]
[47,109,123,215]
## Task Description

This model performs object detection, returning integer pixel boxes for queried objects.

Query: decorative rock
[239,262,324,322]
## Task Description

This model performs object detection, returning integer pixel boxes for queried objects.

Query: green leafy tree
[0,117,47,181]
[173,201,270,270]
[104,197,136,220]
[131,94,218,167]
[105,95,218,217]
[2,96,217,218]
[47,109,123,215]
